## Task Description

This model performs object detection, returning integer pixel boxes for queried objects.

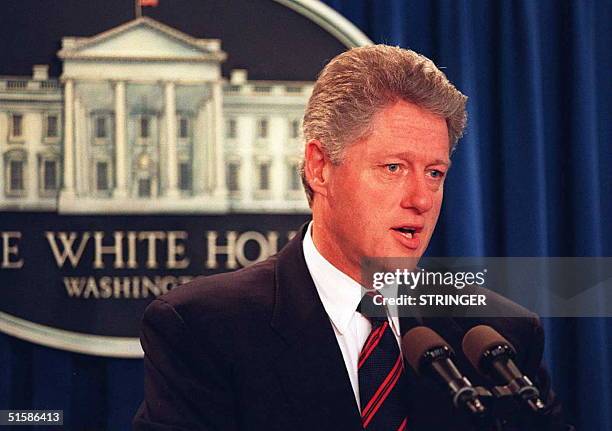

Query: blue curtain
[324,0,611,429]
[1,1,610,429]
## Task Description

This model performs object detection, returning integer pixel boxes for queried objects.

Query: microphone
[462,325,546,413]
[402,326,486,416]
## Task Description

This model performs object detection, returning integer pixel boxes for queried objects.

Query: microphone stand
[465,386,504,431]
[467,384,554,431]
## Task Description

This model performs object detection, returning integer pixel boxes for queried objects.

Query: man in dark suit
[134,45,572,430]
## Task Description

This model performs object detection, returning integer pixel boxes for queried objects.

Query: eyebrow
[432,158,452,168]
[382,151,452,168]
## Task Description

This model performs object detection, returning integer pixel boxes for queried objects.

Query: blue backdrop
[1,1,610,429]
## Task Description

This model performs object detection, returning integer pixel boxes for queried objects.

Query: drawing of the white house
[0,17,312,213]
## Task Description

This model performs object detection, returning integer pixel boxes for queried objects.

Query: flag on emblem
[140,0,159,6]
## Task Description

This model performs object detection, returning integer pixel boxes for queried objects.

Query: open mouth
[392,226,418,239]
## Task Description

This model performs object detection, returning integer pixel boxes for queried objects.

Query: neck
[310,213,362,284]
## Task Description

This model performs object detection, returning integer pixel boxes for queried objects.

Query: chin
[380,246,416,258]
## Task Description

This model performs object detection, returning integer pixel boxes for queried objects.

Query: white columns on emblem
[62,79,75,196]
[74,97,85,194]
[165,81,179,197]
[194,103,207,195]
[240,117,254,204]
[27,118,37,198]
[114,81,128,198]
[205,99,215,193]
[271,116,285,202]
[211,81,226,197]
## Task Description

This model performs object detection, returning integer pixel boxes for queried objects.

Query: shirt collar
[302,222,363,335]
[302,222,402,338]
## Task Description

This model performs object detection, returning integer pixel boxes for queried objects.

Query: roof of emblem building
[57,16,227,63]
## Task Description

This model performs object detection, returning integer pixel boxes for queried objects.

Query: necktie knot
[357,291,389,325]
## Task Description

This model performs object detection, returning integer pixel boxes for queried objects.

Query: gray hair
[300,44,467,205]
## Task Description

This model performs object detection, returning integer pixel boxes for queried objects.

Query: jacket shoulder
[151,255,278,324]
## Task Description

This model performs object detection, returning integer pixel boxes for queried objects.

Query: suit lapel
[269,223,362,430]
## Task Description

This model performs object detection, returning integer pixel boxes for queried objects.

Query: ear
[304,139,330,199]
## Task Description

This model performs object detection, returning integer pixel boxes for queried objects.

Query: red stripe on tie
[362,359,402,427]
[361,354,403,427]
[359,322,387,362]
[397,417,408,431]
[358,321,389,368]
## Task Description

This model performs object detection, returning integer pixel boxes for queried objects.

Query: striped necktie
[358,293,409,431]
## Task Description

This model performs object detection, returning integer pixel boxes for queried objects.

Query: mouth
[391,226,422,239]
[390,225,423,250]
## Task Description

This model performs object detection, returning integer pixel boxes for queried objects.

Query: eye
[428,169,446,179]
[386,163,400,173]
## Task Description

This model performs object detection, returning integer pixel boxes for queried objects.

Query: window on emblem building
[290,120,300,139]
[226,119,237,139]
[11,114,23,138]
[46,115,58,138]
[258,162,270,190]
[227,162,240,192]
[179,161,192,191]
[257,119,268,138]
[43,160,58,191]
[140,117,150,138]
[138,178,151,197]
[179,117,189,138]
[96,161,109,191]
[289,162,300,191]
[96,117,107,139]
[9,160,25,191]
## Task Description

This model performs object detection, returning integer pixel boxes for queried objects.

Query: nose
[399,175,434,213]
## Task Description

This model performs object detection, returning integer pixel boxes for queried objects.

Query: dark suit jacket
[134,224,572,430]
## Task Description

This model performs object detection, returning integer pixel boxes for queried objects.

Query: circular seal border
[274,0,372,48]
[0,0,372,358]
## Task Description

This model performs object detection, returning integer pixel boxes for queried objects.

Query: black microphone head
[402,326,454,373]
[462,325,516,374]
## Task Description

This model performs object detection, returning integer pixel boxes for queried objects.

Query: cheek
[434,190,444,213]
[426,194,444,231]
[329,169,373,207]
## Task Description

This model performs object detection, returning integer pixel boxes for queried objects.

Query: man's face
[312,100,450,280]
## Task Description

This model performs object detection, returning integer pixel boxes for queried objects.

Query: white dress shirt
[302,222,401,411]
